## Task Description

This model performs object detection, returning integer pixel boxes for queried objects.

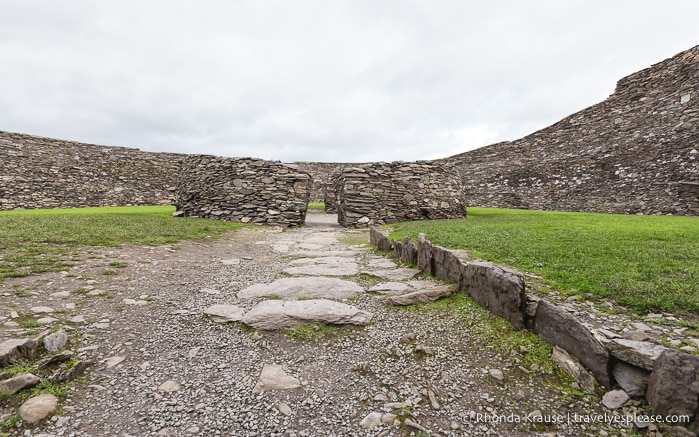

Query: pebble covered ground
[0,211,676,436]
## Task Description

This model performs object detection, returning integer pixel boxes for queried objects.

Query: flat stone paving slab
[238,277,364,300]
[241,299,373,330]
[283,257,359,276]
[362,267,420,281]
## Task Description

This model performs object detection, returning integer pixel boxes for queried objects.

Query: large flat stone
[238,277,363,300]
[283,257,359,276]
[241,299,373,330]
[386,283,457,306]
[646,349,699,433]
[534,300,611,387]
[368,282,413,296]
[363,267,420,281]
[461,261,526,329]
[606,339,668,371]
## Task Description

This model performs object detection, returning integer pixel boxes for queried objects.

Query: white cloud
[1,0,698,162]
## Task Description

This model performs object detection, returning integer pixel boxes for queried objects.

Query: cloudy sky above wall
[1,1,698,163]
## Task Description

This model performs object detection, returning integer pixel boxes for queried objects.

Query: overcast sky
[1,1,698,163]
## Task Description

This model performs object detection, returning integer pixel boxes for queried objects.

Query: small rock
[489,368,504,381]
[31,306,54,314]
[203,304,245,323]
[252,364,301,394]
[18,393,58,424]
[0,373,40,395]
[278,402,293,416]
[602,389,630,409]
[158,380,181,393]
[104,356,125,368]
[43,329,69,353]
[188,347,201,358]
[360,412,383,429]
[382,413,398,424]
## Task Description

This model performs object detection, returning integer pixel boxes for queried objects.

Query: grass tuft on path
[0,205,244,280]
[388,208,699,315]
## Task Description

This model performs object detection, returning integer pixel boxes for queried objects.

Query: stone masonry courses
[173,154,313,227]
[335,161,467,228]
[444,45,699,216]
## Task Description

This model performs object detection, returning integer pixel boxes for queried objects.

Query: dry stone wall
[444,45,699,216]
[0,131,185,210]
[335,161,467,228]
[173,155,312,227]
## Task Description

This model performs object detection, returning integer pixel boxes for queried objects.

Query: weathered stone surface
[647,349,699,432]
[363,267,420,281]
[606,339,668,371]
[43,329,68,353]
[0,131,183,211]
[432,246,468,284]
[336,161,466,228]
[241,299,373,330]
[238,277,363,300]
[18,393,58,424]
[50,360,90,383]
[386,283,457,306]
[0,373,40,395]
[417,233,433,275]
[360,412,383,429]
[534,300,611,387]
[368,282,413,295]
[203,304,245,323]
[158,380,181,392]
[252,364,301,394]
[612,361,650,398]
[392,239,403,259]
[400,236,418,265]
[283,257,359,276]
[174,155,312,227]
[602,390,630,410]
[369,227,393,251]
[446,46,699,217]
[461,261,526,329]
[0,338,37,366]
[551,346,598,393]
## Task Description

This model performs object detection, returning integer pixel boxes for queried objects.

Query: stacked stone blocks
[174,155,312,227]
[336,161,467,228]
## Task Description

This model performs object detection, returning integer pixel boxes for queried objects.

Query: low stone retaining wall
[335,161,466,228]
[174,155,312,227]
[370,227,699,434]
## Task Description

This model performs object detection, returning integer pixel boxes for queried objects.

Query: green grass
[389,208,699,315]
[307,202,325,211]
[0,205,244,281]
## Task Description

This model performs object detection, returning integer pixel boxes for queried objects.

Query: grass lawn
[388,208,699,315]
[307,202,325,211]
[0,205,244,280]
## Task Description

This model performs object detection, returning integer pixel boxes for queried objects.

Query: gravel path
[1,211,635,436]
